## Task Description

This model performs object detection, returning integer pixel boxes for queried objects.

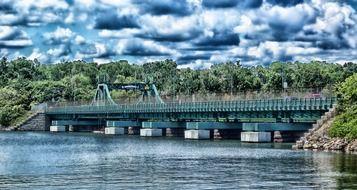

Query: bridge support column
[184,130,210,140]
[50,125,66,132]
[105,127,125,135]
[213,129,241,139]
[128,127,140,135]
[68,125,75,132]
[166,128,184,137]
[140,128,162,137]
[273,131,305,142]
[273,131,283,142]
[241,132,271,143]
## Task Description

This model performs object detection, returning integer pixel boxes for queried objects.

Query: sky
[1,0,357,69]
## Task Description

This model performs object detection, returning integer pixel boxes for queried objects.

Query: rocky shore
[293,106,357,153]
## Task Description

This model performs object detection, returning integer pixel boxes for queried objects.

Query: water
[0,132,356,189]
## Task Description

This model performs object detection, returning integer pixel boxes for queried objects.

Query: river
[0,132,356,189]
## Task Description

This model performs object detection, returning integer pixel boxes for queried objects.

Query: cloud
[201,0,239,8]
[75,42,116,62]
[177,60,212,69]
[43,27,75,45]
[266,0,304,7]
[177,53,211,64]
[117,38,175,56]
[1,0,357,67]
[202,0,262,9]
[94,11,140,30]
[132,0,195,16]
[297,2,357,49]
[47,44,71,58]
[194,30,240,47]
[0,26,32,48]
[137,15,201,42]
[28,48,49,63]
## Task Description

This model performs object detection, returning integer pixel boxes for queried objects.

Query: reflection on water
[0,132,356,189]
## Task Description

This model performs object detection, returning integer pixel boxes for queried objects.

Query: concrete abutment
[184,130,210,140]
[140,128,163,137]
[241,132,271,142]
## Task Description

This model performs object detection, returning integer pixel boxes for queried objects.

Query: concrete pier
[273,131,304,142]
[213,129,241,139]
[184,130,210,140]
[166,128,185,137]
[68,125,75,132]
[241,132,271,142]
[128,127,140,135]
[50,125,66,132]
[105,127,125,135]
[140,128,163,137]
[273,131,283,142]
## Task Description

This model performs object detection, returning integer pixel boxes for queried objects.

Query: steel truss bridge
[45,82,337,135]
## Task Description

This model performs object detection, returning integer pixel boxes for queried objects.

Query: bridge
[45,82,337,142]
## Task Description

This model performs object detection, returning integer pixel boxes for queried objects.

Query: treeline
[0,57,356,126]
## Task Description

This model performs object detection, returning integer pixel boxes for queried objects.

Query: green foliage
[335,73,357,109]
[329,73,357,139]
[329,106,357,139]
[0,87,27,126]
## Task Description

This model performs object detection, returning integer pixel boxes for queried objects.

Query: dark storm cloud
[132,0,194,16]
[181,46,228,51]
[194,31,240,47]
[202,0,238,8]
[94,12,140,30]
[0,2,15,13]
[136,29,201,42]
[120,39,171,56]
[202,0,262,8]
[78,43,116,58]
[266,0,305,7]
[176,54,211,64]
[0,27,32,48]
[263,7,317,41]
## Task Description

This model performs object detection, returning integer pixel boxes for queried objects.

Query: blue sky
[0,0,357,69]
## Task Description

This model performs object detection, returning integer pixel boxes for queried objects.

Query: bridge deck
[46,97,337,114]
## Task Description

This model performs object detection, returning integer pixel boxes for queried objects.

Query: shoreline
[293,106,357,153]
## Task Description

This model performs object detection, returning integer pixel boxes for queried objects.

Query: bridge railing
[46,97,337,114]
[46,86,335,108]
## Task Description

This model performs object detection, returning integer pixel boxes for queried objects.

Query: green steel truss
[92,82,164,105]
[47,97,337,123]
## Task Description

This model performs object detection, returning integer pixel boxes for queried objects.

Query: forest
[0,57,356,127]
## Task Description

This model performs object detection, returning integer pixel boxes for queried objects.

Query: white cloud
[0,39,32,47]
[13,0,69,12]
[43,27,75,44]
[177,60,212,69]
[74,35,86,45]
[47,45,68,58]
[65,12,75,24]
[0,26,16,40]
[28,48,49,63]
[98,29,140,38]
[0,26,32,47]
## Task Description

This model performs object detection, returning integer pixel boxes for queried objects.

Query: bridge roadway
[47,97,336,122]
[46,97,337,142]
